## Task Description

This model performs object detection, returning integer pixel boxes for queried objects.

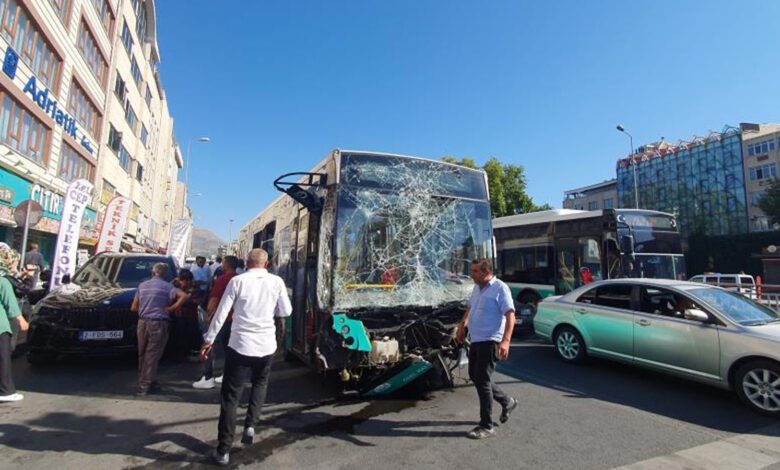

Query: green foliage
[757,179,780,226]
[441,156,549,217]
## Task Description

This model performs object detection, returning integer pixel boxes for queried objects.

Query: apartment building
[0,0,181,263]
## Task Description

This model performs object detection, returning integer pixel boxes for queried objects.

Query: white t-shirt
[205,268,292,357]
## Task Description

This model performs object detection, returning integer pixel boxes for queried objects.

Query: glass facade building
[616,127,748,238]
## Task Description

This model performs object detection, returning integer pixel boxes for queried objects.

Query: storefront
[0,166,98,268]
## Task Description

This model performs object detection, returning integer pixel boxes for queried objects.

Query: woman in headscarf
[0,242,27,402]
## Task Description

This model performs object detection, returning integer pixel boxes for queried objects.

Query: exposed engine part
[369,337,400,364]
[339,368,351,382]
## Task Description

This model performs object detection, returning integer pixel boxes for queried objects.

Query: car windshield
[74,256,173,289]
[689,287,780,326]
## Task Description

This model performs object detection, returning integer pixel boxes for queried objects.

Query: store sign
[96,196,131,253]
[3,47,18,79]
[23,76,94,154]
[51,179,94,289]
[0,185,14,203]
[31,184,63,216]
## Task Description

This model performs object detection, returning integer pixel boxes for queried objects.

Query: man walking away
[24,242,45,287]
[193,255,239,389]
[456,258,518,439]
[200,249,291,466]
[131,263,188,396]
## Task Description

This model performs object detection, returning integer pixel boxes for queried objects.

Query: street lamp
[184,137,210,211]
[229,219,234,255]
[616,125,639,209]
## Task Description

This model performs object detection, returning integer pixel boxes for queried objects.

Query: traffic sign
[14,200,43,227]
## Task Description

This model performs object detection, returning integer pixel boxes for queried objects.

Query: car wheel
[735,360,780,416]
[553,326,587,364]
[27,351,57,366]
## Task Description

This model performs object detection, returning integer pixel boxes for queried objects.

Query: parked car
[689,273,756,296]
[534,279,780,416]
[26,253,178,365]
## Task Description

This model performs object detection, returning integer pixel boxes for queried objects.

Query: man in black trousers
[200,248,292,466]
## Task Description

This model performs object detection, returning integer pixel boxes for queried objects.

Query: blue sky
[156,1,780,242]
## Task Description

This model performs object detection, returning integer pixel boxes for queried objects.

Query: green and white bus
[493,208,686,317]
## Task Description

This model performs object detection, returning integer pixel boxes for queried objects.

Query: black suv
[26,252,178,365]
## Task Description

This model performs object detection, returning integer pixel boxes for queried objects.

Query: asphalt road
[2,336,779,469]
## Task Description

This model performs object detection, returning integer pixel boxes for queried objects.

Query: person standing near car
[0,244,28,402]
[131,263,188,396]
[455,258,518,439]
[200,249,291,466]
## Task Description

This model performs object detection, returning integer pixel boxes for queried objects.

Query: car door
[633,286,721,380]
[572,284,634,360]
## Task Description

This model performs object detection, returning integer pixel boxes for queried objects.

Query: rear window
[593,285,633,310]
[740,276,755,286]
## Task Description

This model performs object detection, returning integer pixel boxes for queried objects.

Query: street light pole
[184,137,210,214]
[229,219,234,255]
[617,125,639,209]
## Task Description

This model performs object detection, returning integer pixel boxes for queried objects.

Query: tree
[757,179,780,227]
[442,156,550,217]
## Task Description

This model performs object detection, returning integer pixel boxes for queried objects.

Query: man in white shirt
[200,248,292,466]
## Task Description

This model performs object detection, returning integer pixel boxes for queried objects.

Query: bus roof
[492,208,676,229]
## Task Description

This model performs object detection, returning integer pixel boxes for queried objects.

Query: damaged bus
[240,150,492,396]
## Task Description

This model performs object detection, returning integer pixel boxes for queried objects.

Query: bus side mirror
[620,235,635,255]
[283,184,323,215]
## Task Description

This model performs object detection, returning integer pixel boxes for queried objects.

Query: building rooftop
[564,179,617,196]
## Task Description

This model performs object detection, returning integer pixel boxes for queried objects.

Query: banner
[95,196,131,253]
[167,218,192,267]
[51,179,93,289]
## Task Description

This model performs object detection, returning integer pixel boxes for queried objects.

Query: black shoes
[500,397,518,424]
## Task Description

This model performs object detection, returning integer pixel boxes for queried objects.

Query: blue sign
[22,77,94,155]
[3,47,18,79]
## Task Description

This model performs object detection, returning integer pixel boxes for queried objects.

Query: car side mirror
[684,308,709,323]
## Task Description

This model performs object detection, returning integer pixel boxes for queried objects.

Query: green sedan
[534,279,780,416]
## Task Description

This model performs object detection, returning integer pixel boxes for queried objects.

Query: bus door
[556,238,578,294]
[292,212,310,355]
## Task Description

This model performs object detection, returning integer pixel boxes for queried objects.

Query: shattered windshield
[332,154,492,309]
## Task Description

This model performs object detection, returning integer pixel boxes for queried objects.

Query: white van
[688,273,756,295]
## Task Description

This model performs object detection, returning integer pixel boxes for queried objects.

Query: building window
[0,92,49,165]
[603,198,613,209]
[114,74,127,103]
[588,201,598,210]
[90,0,114,35]
[130,55,142,88]
[748,139,776,157]
[58,142,94,182]
[120,20,132,55]
[749,163,777,181]
[50,0,70,24]
[135,162,143,181]
[77,19,107,84]
[140,124,147,145]
[124,102,137,133]
[67,79,101,139]
[118,143,131,172]
[133,0,147,40]
[145,85,151,107]
[1,0,62,90]
[107,123,121,151]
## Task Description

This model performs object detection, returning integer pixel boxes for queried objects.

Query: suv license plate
[79,330,123,341]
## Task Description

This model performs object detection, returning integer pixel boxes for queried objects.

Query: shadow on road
[499,341,777,434]
[0,412,213,463]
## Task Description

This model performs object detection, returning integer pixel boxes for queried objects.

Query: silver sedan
[533,279,780,416]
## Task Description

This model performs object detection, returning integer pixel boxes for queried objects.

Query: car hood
[743,323,780,343]
[37,287,136,311]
